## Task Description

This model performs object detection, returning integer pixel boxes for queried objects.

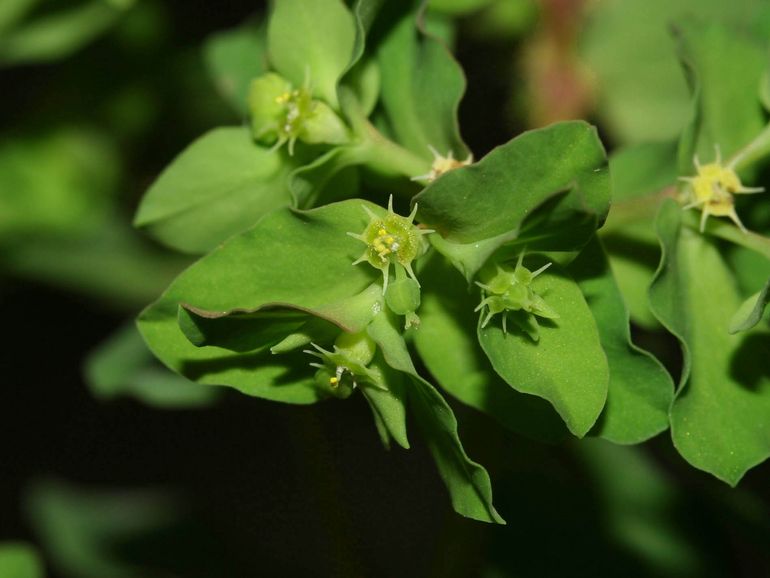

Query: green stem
[728,121,770,171]
[340,87,432,180]
[354,132,432,179]
[684,212,770,260]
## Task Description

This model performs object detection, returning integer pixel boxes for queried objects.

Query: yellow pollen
[329,376,339,385]
[377,228,387,236]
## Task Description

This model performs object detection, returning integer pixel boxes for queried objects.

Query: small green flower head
[248,72,349,155]
[348,196,433,295]
[475,252,558,341]
[411,146,473,183]
[679,146,765,232]
[304,331,382,399]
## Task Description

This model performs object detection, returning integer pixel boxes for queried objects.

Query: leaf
[477,258,609,437]
[428,0,497,15]
[361,356,410,450]
[345,0,385,75]
[569,237,674,444]
[84,323,220,408]
[674,19,767,172]
[177,283,383,350]
[366,311,505,524]
[649,199,770,484]
[414,121,610,246]
[580,0,769,144]
[0,127,118,240]
[137,200,380,402]
[0,543,44,578]
[26,480,182,578]
[267,0,355,108]
[203,21,268,116]
[1,220,189,309]
[576,440,703,576]
[729,278,770,333]
[608,141,679,205]
[0,0,38,35]
[414,254,570,442]
[376,4,468,159]
[0,0,130,66]
[601,141,678,330]
[134,127,294,254]
[288,145,362,209]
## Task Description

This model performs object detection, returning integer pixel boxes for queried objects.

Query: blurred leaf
[203,21,268,117]
[414,254,570,442]
[608,141,679,205]
[134,127,294,254]
[729,278,770,334]
[0,0,38,34]
[569,238,673,444]
[0,543,44,578]
[577,440,703,576]
[345,0,385,74]
[603,229,662,331]
[0,128,118,239]
[26,480,180,578]
[428,0,495,16]
[367,311,505,524]
[649,200,770,484]
[477,258,609,438]
[0,0,132,66]
[2,221,190,309]
[581,0,769,143]
[674,19,767,173]
[414,121,609,246]
[267,0,355,108]
[137,200,380,403]
[729,244,770,295]
[85,323,221,408]
[376,4,468,159]
[601,142,679,330]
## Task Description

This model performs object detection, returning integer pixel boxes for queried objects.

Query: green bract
[247,72,350,153]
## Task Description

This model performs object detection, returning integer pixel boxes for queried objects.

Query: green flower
[475,252,559,341]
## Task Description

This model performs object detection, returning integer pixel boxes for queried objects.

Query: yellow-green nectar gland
[679,146,764,232]
[412,146,473,183]
[348,196,433,294]
[475,252,559,341]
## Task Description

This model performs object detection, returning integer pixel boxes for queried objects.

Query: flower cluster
[680,148,764,232]
[475,253,559,341]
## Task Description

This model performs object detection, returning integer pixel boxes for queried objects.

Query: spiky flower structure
[679,147,764,232]
[304,331,382,399]
[348,196,433,294]
[412,146,473,183]
[248,72,349,155]
[475,252,559,341]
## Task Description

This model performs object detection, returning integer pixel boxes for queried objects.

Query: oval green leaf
[267,0,355,108]
[137,200,381,403]
[650,199,770,485]
[414,121,610,245]
[134,127,294,254]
